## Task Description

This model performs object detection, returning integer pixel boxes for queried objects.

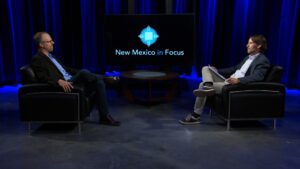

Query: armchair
[18,65,96,134]
[207,66,285,130]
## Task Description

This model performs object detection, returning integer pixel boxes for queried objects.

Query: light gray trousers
[194,66,228,115]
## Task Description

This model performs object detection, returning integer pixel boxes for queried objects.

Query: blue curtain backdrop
[0,0,106,83]
[0,0,300,88]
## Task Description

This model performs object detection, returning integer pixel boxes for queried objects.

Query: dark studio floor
[0,81,300,169]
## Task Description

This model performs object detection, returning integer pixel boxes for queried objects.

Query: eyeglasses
[42,40,54,43]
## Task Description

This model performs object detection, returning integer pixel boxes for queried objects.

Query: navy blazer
[218,53,270,84]
[31,52,78,87]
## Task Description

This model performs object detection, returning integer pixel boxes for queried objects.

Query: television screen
[105,14,195,66]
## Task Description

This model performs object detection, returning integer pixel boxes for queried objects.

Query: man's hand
[57,79,73,92]
[226,78,241,84]
[210,66,218,72]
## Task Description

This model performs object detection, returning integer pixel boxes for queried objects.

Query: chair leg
[209,109,213,118]
[78,122,82,135]
[273,119,277,130]
[227,93,231,131]
[227,120,230,131]
[28,122,32,135]
[89,112,93,121]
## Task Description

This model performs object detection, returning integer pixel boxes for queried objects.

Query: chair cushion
[264,65,283,83]
[20,65,38,84]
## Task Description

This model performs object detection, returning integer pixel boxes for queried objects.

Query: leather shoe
[103,76,120,85]
[99,114,121,126]
[193,88,215,97]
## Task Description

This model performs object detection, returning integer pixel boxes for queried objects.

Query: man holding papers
[180,35,270,125]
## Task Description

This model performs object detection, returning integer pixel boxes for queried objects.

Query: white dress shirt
[230,53,260,79]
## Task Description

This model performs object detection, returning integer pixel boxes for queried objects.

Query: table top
[121,70,179,81]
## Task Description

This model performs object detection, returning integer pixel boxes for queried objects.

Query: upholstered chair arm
[219,82,285,119]
[222,82,285,94]
[18,83,86,96]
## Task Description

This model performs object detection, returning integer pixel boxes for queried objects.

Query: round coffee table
[120,70,179,104]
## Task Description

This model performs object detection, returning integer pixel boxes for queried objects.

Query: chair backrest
[20,65,39,84]
[264,65,283,83]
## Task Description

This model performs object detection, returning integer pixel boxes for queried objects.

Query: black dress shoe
[103,76,120,85]
[99,114,121,126]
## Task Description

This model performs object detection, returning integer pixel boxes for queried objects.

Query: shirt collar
[39,51,51,58]
[47,53,54,59]
[249,53,260,60]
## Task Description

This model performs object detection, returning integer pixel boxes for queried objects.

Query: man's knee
[202,66,209,72]
[78,69,91,76]
[198,82,204,88]
[77,69,98,83]
[96,78,105,87]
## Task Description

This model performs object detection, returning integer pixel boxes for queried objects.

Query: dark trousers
[69,69,109,116]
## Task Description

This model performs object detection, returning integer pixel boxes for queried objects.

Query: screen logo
[138,26,159,47]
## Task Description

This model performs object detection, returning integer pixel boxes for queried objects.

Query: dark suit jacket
[31,52,78,87]
[218,53,270,84]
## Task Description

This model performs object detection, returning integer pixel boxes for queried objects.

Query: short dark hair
[250,35,267,53]
[33,32,47,48]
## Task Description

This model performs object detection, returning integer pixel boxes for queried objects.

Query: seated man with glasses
[31,32,120,126]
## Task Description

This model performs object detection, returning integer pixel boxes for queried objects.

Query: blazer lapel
[246,53,262,76]
[39,52,64,77]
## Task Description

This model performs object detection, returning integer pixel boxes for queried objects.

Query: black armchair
[207,66,285,130]
[18,65,96,134]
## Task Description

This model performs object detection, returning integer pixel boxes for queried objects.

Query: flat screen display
[105,14,195,66]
